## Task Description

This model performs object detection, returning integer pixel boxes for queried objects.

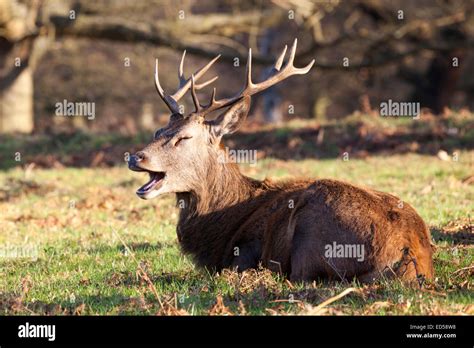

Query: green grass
[0,151,473,315]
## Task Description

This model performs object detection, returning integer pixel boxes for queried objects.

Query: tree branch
[48,10,474,71]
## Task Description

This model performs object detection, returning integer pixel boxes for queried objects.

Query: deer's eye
[174,136,193,146]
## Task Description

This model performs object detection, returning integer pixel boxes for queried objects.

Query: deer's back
[227,178,434,282]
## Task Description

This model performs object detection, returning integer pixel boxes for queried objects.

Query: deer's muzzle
[136,171,166,198]
[128,152,147,172]
[128,153,166,199]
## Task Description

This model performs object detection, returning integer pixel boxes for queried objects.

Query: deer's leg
[287,201,374,283]
[360,242,434,284]
[230,239,261,272]
[289,226,331,282]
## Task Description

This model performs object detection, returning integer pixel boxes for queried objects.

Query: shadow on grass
[105,269,198,288]
[431,227,474,245]
[1,114,473,170]
[87,241,172,255]
[0,292,137,315]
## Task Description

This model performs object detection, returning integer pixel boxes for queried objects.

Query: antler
[191,38,315,116]
[154,50,220,114]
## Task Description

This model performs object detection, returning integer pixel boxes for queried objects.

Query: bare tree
[1,0,473,133]
[0,0,40,132]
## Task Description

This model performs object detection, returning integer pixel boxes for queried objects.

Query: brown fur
[175,150,434,283]
[130,49,434,284]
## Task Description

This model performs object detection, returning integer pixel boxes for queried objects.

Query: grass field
[1,143,472,315]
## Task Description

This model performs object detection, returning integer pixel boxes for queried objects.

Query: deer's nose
[135,151,146,162]
[128,151,148,171]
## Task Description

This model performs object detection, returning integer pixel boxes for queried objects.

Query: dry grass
[0,120,473,315]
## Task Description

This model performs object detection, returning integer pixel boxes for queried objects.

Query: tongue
[141,178,158,191]
[138,173,162,193]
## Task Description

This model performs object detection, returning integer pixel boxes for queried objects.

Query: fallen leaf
[209,295,233,316]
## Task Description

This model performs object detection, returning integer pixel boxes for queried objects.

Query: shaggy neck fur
[175,147,274,270]
[180,165,256,214]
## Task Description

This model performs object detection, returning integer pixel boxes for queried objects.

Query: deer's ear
[206,96,251,142]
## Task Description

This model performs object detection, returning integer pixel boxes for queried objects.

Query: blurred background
[0,0,473,168]
[1,0,473,134]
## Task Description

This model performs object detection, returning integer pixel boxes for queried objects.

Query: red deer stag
[128,39,434,283]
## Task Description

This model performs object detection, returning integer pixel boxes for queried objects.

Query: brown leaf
[462,175,474,185]
[73,303,86,315]
[464,304,474,314]
[209,295,233,316]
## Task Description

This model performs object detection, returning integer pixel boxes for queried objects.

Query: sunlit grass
[0,151,472,315]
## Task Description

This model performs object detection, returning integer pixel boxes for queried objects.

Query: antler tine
[154,52,220,115]
[285,39,316,75]
[190,74,202,113]
[155,58,180,113]
[210,87,217,103]
[245,48,254,89]
[246,38,315,94]
[287,38,298,67]
[195,38,315,118]
[178,51,219,89]
[194,75,219,90]
[281,38,315,75]
[171,54,221,101]
[178,50,187,86]
[298,58,316,74]
[155,59,164,95]
[200,87,229,115]
[274,44,287,72]
[155,39,314,118]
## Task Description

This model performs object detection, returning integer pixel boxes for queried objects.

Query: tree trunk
[0,0,37,134]
[0,66,34,133]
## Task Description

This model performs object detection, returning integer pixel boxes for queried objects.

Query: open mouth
[137,172,166,196]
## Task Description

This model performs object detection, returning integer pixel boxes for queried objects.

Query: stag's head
[129,39,314,199]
